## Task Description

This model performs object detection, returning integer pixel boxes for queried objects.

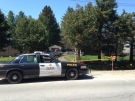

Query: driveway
[58,54,68,62]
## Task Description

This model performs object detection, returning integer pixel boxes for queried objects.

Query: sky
[0,0,135,23]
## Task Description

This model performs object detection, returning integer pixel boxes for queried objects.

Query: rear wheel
[66,68,78,80]
[7,71,22,84]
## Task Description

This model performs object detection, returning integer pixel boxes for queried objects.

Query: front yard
[1,55,135,70]
[65,55,135,70]
[67,55,135,61]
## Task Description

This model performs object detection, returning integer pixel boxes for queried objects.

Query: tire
[7,71,22,84]
[66,68,78,80]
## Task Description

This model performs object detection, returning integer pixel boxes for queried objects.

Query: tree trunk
[75,48,80,60]
[115,37,118,61]
[98,49,101,61]
[97,25,102,61]
[130,41,133,62]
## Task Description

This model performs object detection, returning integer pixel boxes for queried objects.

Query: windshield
[46,50,51,52]
[11,55,23,63]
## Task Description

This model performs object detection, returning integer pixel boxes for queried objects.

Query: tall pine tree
[95,0,118,60]
[7,11,15,46]
[38,6,60,47]
[61,4,97,60]
[0,10,9,51]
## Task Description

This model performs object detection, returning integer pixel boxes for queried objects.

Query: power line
[69,0,135,7]
[118,3,135,6]
[70,0,95,3]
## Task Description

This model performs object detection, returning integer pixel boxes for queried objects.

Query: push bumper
[79,68,90,75]
[0,70,7,79]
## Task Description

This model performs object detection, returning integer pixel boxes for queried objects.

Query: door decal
[39,63,62,77]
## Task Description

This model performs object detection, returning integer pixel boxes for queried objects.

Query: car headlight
[80,66,87,69]
[0,65,4,68]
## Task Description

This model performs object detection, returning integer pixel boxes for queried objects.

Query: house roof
[49,45,62,49]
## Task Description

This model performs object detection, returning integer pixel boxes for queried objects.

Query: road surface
[0,70,135,101]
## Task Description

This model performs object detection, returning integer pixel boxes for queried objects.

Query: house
[123,44,130,54]
[122,44,135,55]
[49,45,62,52]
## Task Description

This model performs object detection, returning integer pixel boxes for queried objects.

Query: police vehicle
[0,52,89,84]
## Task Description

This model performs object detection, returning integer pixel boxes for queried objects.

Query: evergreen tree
[95,0,118,60]
[15,11,26,23]
[14,17,29,53]
[26,19,47,52]
[7,11,15,46]
[38,6,60,46]
[61,3,97,60]
[14,14,48,53]
[115,11,135,61]
[60,7,74,50]
[7,11,15,28]
[0,10,9,51]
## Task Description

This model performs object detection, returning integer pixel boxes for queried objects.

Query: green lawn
[67,55,133,61]
[0,55,134,62]
[0,57,15,62]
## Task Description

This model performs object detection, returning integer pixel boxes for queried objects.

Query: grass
[0,56,15,62]
[0,55,133,62]
[67,55,133,61]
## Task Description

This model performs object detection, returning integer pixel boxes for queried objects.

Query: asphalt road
[0,72,135,101]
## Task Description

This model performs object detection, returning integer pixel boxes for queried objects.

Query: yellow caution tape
[70,59,110,62]
[70,56,118,62]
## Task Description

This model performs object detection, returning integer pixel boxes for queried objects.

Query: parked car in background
[45,50,54,56]
[54,49,62,56]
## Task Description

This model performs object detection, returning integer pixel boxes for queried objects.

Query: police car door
[39,55,62,77]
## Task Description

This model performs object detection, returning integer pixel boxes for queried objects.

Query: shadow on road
[0,75,94,85]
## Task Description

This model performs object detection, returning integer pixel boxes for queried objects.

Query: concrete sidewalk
[90,70,135,80]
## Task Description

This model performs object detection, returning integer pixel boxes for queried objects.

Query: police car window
[11,55,23,63]
[50,55,59,62]
[20,55,37,63]
[40,55,52,63]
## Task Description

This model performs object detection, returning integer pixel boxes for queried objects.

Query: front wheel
[7,71,22,84]
[66,68,78,80]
